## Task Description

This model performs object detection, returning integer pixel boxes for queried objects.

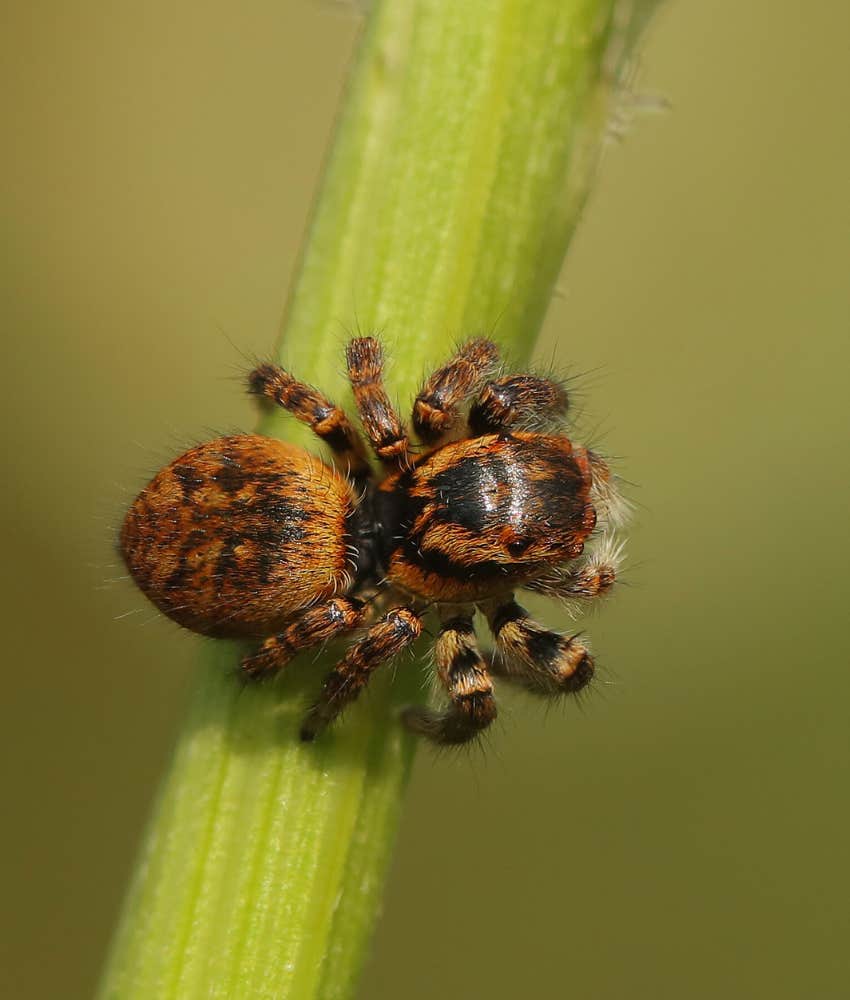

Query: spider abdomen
[377,432,597,603]
[121,434,356,638]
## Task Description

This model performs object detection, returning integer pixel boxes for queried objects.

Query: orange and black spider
[121,337,628,744]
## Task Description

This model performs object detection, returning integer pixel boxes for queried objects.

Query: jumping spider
[121,337,627,744]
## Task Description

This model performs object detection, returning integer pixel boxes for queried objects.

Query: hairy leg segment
[346,338,411,468]
[240,597,368,682]
[468,373,569,435]
[482,598,594,696]
[412,338,500,445]
[402,611,497,745]
[300,606,422,741]
[248,362,372,482]
[525,537,622,601]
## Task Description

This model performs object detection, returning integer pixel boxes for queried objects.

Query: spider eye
[507,537,532,558]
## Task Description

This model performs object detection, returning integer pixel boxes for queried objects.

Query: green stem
[99,2,658,998]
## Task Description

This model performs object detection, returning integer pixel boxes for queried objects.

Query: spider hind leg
[240,597,367,682]
[300,606,421,741]
[248,363,371,482]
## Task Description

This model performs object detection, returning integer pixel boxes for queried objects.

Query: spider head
[378,432,599,602]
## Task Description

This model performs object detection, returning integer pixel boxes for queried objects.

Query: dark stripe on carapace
[427,453,512,533]
[410,545,512,584]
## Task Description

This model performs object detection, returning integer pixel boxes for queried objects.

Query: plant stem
[99,2,659,998]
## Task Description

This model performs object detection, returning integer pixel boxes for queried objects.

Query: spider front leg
[240,597,368,682]
[412,338,500,446]
[468,373,569,435]
[525,535,624,602]
[481,598,594,696]
[346,337,411,468]
[402,611,497,745]
[300,606,422,741]
[248,363,371,482]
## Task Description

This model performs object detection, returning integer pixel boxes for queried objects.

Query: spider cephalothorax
[121,337,627,744]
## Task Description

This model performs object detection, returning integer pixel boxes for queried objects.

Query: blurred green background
[2,2,848,998]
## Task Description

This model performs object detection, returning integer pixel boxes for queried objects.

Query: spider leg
[481,597,594,695]
[346,337,411,468]
[240,597,368,682]
[248,363,371,482]
[402,611,497,745]
[412,338,500,446]
[300,606,421,741]
[468,373,568,435]
[524,535,624,602]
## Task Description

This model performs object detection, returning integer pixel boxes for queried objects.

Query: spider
[121,337,627,744]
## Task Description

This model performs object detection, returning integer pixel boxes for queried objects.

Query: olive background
[2,2,848,998]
